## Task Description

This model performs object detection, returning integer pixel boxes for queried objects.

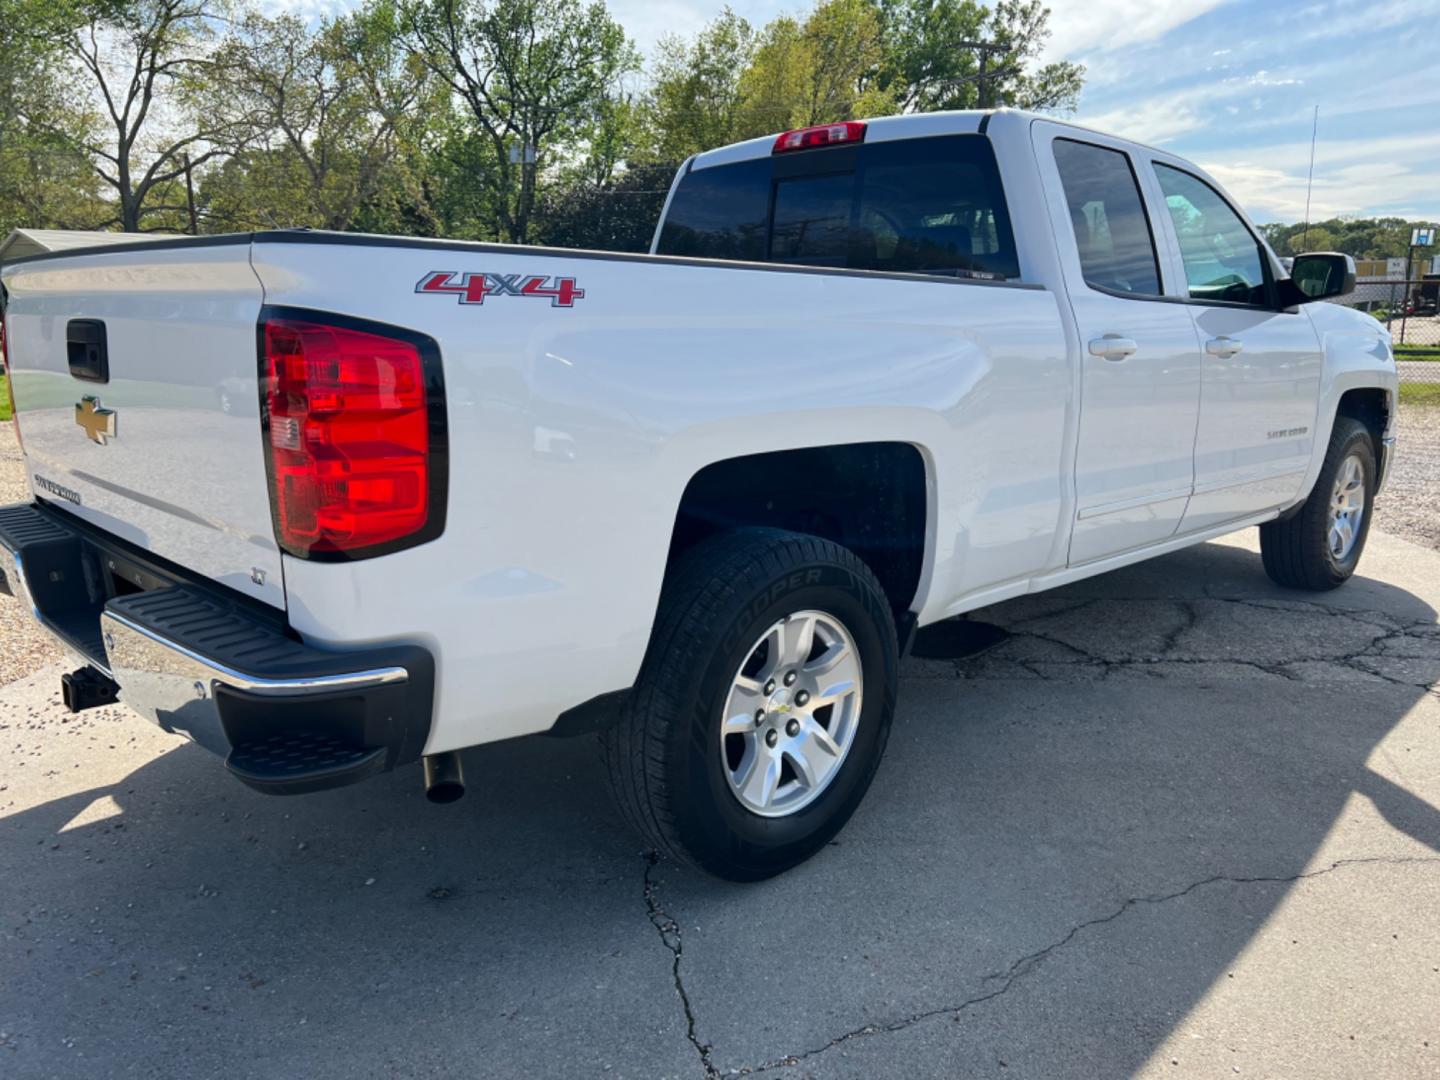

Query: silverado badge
[75,396,117,444]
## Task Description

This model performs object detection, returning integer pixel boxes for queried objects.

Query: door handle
[1088,334,1137,361]
[1205,336,1243,358]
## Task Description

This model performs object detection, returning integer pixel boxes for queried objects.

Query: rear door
[1032,122,1203,565]
[1146,161,1323,531]
[1,241,285,608]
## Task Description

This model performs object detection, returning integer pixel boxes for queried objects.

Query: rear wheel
[1260,416,1376,591]
[601,528,898,881]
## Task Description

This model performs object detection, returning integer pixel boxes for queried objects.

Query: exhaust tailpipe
[423,752,465,804]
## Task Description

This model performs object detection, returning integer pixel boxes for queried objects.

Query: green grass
[1395,348,1440,361]
[0,374,10,422]
[1400,382,1440,406]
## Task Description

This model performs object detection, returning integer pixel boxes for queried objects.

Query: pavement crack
[738,855,1440,1075]
[643,850,719,1079]
[960,592,1440,689]
[1156,599,1199,657]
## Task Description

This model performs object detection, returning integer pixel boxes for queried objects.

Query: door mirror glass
[1286,252,1356,302]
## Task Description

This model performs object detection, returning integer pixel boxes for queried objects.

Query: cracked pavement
[3,529,1440,1078]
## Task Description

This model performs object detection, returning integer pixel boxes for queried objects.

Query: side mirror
[1279,251,1356,305]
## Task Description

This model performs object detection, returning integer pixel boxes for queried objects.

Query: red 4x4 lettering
[519,276,585,307]
[416,271,585,308]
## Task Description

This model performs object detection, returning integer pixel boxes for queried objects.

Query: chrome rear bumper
[1,500,434,793]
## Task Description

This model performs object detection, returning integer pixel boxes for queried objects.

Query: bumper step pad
[226,732,387,795]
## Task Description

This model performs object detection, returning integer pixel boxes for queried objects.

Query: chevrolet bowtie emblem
[75,396,117,445]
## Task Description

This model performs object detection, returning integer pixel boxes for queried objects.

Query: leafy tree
[650,0,1084,165]
[423,121,506,239]
[874,0,1083,112]
[646,9,756,162]
[206,5,441,232]
[0,0,109,233]
[735,0,897,137]
[1259,217,1435,260]
[531,161,675,251]
[48,0,258,232]
[402,0,639,243]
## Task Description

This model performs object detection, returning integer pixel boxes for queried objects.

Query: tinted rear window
[653,157,770,261]
[656,135,1020,280]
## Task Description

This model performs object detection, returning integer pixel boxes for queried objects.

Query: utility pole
[182,152,198,236]
[955,41,1013,108]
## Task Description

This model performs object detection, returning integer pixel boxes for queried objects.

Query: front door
[1148,162,1323,532]
[1035,126,1203,565]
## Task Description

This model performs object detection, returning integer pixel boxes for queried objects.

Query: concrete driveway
[2,530,1438,1079]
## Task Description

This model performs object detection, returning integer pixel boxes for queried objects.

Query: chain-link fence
[1322,279,1440,394]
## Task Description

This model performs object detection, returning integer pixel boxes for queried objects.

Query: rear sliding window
[656,135,1020,280]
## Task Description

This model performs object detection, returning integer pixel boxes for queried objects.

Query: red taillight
[772,121,867,154]
[261,314,442,558]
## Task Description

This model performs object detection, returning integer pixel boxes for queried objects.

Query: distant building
[0,228,170,265]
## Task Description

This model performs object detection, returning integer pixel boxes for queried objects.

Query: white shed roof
[0,228,175,263]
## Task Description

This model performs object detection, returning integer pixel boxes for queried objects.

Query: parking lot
[2,424,1439,1079]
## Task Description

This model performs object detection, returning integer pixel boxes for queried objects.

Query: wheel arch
[661,441,934,629]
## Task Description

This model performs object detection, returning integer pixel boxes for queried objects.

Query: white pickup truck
[0,110,1398,879]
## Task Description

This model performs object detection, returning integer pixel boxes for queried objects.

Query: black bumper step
[109,585,348,679]
[226,732,387,795]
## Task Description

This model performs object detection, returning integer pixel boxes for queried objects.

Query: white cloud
[1075,67,1308,146]
[1201,132,1440,220]
[1079,94,1207,145]
[1042,0,1234,61]
[259,0,352,19]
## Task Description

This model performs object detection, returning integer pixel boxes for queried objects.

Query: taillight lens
[772,121,867,154]
[261,313,443,559]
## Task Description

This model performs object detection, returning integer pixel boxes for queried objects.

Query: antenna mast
[1301,105,1319,249]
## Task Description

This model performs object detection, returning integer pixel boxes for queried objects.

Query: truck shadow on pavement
[3,539,1440,1079]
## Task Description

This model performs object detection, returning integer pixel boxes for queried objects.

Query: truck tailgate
[1,241,284,609]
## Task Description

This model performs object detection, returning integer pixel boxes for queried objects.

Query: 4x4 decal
[415,270,585,308]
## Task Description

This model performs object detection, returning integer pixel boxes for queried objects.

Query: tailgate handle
[67,320,109,383]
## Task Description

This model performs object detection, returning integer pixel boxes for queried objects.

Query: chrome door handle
[1088,335,1138,361]
[1205,336,1243,358]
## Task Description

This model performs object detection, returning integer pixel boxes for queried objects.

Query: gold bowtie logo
[75,396,117,445]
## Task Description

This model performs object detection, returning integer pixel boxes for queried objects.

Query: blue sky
[274,0,1440,223]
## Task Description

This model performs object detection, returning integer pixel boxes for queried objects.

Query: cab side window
[1052,139,1162,296]
[1153,164,1269,306]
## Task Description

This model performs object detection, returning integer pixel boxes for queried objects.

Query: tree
[531,161,674,251]
[874,0,1083,113]
[648,0,1085,165]
[735,0,897,137]
[646,8,756,162]
[402,0,639,244]
[1259,217,1428,260]
[0,0,109,233]
[208,4,441,232]
[51,0,257,232]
